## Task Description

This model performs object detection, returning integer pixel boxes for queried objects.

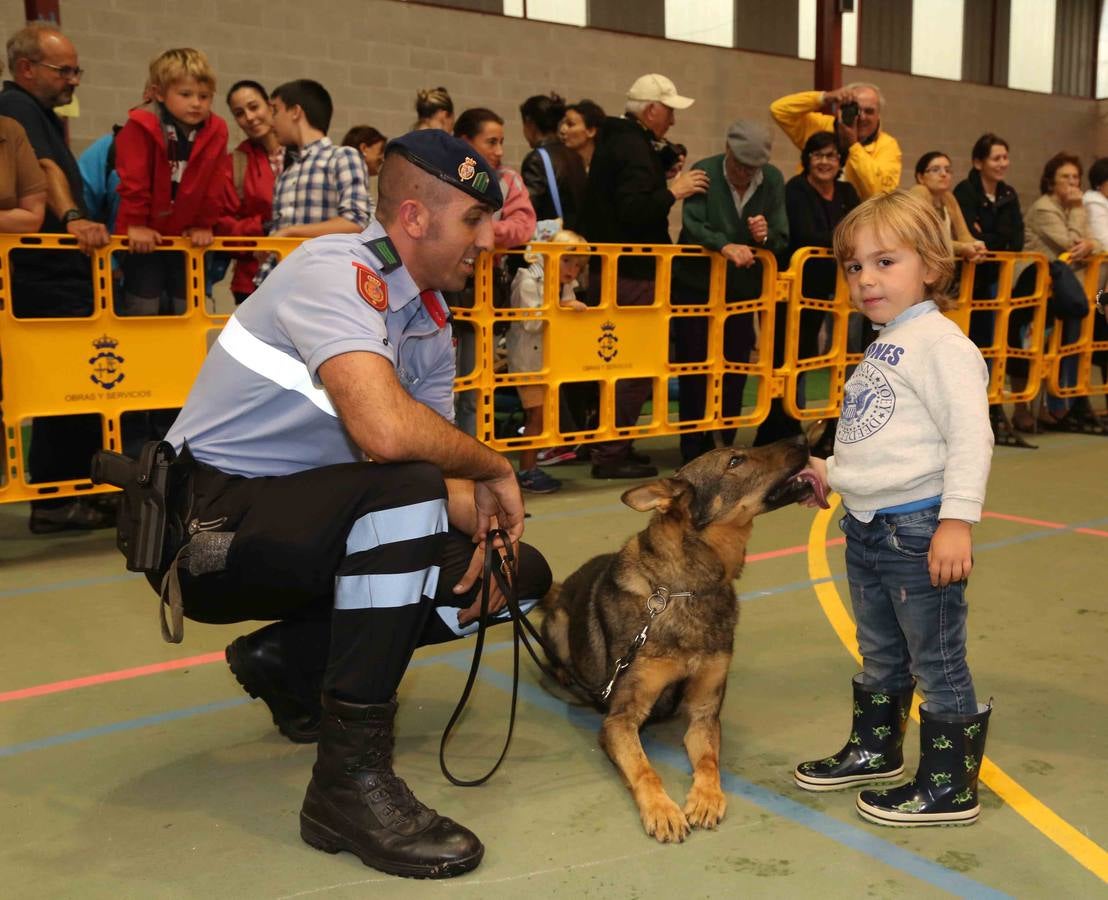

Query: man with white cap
[578,73,708,479]
[672,119,791,462]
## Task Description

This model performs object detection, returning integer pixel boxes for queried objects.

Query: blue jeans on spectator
[841,507,977,715]
[1046,318,1081,417]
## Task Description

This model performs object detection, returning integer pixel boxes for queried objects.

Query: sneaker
[518,467,562,493]
[536,445,578,467]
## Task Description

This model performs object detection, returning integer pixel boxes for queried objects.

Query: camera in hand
[840,101,860,126]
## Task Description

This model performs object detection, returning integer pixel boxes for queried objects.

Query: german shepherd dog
[540,436,827,843]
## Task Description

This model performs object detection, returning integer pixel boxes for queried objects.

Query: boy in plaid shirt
[256,79,372,284]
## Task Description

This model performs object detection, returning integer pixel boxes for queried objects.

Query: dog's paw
[684,784,727,829]
[640,793,690,843]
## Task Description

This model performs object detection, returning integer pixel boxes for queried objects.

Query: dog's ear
[621,477,690,513]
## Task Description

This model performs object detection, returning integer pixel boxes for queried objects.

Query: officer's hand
[67,218,110,255]
[455,531,517,626]
[473,467,525,545]
[128,225,162,254]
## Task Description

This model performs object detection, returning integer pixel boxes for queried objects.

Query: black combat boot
[794,675,915,792]
[225,621,326,743]
[857,701,991,827]
[300,694,484,878]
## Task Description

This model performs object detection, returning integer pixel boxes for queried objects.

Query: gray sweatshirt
[828,302,994,523]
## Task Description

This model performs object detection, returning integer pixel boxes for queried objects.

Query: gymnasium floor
[1,429,1105,898]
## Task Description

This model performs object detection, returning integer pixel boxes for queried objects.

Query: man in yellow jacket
[770,83,901,199]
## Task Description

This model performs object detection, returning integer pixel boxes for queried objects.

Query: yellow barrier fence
[0,235,1101,504]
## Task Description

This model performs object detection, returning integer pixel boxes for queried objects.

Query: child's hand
[127,225,161,254]
[928,519,973,587]
[560,299,588,311]
[185,227,213,248]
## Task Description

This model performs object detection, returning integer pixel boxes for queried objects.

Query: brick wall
[2,0,1102,208]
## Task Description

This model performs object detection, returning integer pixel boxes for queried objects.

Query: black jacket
[953,168,1023,252]
[578,114,675,279]
[520,137,586,230]
[785,174,860,300]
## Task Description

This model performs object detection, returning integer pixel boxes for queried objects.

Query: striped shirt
[255,137,372,284]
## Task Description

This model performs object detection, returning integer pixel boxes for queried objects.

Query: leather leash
[439,529,686,786]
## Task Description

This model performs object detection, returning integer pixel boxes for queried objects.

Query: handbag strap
[536,147,563,221]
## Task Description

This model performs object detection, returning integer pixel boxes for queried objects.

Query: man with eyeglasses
[1,23,112,534]
[770,82,902,200]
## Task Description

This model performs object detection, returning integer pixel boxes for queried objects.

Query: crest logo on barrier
[597,320,618,363]
[89,334,125,389]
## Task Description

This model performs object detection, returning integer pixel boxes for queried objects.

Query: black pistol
[90,440,176,573]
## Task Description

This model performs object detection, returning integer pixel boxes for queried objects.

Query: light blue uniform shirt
[167,219,455,477]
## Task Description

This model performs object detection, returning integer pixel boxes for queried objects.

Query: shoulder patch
[352,261,388,311]
[367,237,402,274]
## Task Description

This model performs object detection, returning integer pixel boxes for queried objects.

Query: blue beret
[385,130,503,211]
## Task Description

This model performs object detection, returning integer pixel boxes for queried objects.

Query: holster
[91,441,179,573]
[91,440,193,643]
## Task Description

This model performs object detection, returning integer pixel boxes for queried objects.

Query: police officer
[160,130,547,878]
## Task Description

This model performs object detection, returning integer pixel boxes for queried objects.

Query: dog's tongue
[795,467,830,509]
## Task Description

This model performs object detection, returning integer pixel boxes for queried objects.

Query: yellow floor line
[806,496,1108,884]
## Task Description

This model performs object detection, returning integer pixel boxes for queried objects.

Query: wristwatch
[61,208,86,224]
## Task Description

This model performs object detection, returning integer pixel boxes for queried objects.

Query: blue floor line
[1,641,1010,898]
[0,646,477,759]
[0,571,144,599]
[0,697,251,757]
[461,663,1013,900]
[3,513,1106,603]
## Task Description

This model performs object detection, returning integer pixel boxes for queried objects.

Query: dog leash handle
[439,529,519,787]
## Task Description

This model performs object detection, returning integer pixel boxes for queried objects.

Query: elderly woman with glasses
[910,151,986,262]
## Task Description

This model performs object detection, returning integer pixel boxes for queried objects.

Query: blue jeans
[841,508,977,715]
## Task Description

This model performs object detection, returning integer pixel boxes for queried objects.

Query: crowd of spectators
[2,21,1107,521]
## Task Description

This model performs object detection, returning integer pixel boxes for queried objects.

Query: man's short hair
[272,79,333,133]
[376,153,455,225]
[148,47,215,92]
[845,81,885,113]
[6,22,59,72]
[624,98,650,118]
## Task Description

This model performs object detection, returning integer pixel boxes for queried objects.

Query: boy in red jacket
[114,47,231,315]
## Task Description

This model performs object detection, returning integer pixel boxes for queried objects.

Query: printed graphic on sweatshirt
[838,360,895,443]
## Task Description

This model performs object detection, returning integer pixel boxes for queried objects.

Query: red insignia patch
[352,261,388,311]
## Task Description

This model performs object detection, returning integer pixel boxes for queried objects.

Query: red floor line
[1075,527,1108,538]
[747,537,845,562]
[984,511,1108,538]
[3,514,1099,707]
[0,652,225,704]
[983,511,1067,529]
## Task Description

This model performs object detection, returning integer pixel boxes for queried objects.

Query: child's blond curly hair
[148,47,215,93]
[833,190,957,309]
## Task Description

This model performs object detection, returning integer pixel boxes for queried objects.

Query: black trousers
[166,456,551,704]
